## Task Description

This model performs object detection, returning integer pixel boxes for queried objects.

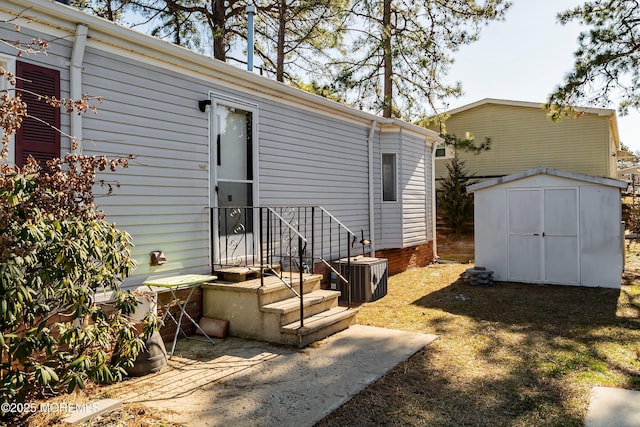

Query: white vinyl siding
[258,102,370,227]
[80,48,378,281]
[401,132,430,247]
[0,9,439,287]
[378,130,433,249]
[380,132,402,248]
[80,48,211,282]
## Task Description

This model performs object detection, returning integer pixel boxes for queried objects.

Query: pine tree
[438,156,476,236]
[334,0,510,120]
[547,0,640,117]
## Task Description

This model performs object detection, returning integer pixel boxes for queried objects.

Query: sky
[446,0,640,153]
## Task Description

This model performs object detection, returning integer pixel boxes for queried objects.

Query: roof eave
[447,97,617,117]
[468,167,628,192]
[7,0,441,142]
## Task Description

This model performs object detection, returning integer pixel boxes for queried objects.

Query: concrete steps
[202,273,357,348]
[281,306,356,348]
[262,289,341,325]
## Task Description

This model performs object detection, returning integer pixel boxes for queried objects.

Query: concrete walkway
[106,325,437,426]
[585,386,640,427]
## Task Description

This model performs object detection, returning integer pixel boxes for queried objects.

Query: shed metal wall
[474,174,623,289]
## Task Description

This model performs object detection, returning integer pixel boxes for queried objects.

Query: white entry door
[507,188,579,284]
[212,101,257,265]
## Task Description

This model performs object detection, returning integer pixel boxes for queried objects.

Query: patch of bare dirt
[437,232,474,263]
[625,239,640,282]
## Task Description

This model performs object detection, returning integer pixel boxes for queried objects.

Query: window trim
[382,152,398,203]
[434,143,454,160]
[0,54,16,165]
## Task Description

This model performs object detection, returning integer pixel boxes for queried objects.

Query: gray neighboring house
[1,0,441,287]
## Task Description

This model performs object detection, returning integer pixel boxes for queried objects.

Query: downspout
[70,24,88,153]
[430,136,439,261]
[368,120,378,256]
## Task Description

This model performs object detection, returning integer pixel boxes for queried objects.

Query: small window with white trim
[382,153,397,202]
[435,143,454,159]
[0,54,16,164]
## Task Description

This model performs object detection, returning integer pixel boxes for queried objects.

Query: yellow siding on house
[435,103,615,182]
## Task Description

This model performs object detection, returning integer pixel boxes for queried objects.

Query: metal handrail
[317,206,357,306]
[318,206,358,239]
[265,207,308,242]
[210,205,365,327]
[265,207,307,326]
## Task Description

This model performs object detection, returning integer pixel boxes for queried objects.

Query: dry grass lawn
[23,236,640,426]
[316,238,640,426]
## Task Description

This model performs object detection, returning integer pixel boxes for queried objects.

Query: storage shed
[468,167,627,289]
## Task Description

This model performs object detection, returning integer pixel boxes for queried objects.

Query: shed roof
[468,167,628,192]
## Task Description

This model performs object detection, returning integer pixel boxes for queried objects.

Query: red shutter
[15,61,60,167]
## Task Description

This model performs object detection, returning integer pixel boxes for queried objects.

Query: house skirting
[375,241,434,275]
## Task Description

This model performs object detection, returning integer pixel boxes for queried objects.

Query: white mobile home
[0,0,440,288]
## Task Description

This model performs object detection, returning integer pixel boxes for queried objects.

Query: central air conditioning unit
[332,257,388,303]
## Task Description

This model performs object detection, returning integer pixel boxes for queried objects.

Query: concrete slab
[107,325,437,426]
[585,386,640,427]
[62,399,121,424]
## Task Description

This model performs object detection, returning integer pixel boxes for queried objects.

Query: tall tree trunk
[382,0,392,118]
[107,1,115,21]
[276,0,286,82]
[212,0,227,61]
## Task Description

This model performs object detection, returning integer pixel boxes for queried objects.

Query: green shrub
[0,23,152,420]
[438,156,476,236]
[0,156,148,415]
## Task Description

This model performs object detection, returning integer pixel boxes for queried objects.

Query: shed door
[507,189,542,282]
[507,188,579,284]
[543,188,579,284]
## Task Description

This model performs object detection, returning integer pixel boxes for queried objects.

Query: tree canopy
[253,0,348,82]
[72,0,132,22]
[73,0,511,119]
[334,0,510,119]
[547,0,640,117]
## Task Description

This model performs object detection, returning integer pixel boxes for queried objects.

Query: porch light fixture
[199,99,212,112]
[150,250,167,266]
